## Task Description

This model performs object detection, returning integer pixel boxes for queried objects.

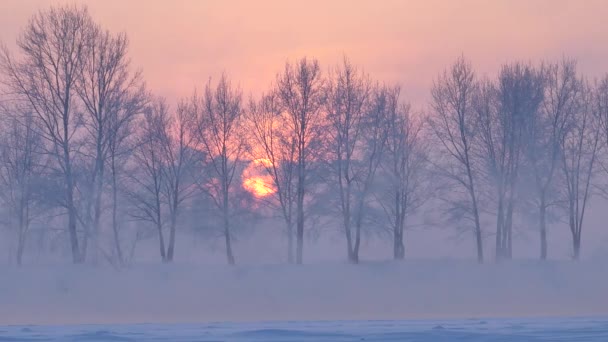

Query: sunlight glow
[242,158,276,198]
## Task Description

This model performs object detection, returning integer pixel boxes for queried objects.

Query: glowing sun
[242,158,276,198]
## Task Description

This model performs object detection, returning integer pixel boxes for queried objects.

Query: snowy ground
[2,317,608,341]
[2,260,608,341]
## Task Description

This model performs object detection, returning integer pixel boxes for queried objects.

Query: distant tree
[276,58,325,264]
[160,99,201,262]
[1,5,96,263]
[127,98,170,262]
[596,74,608,235]
[194,74,245,265]
[77,25,147,262]
[248,92,298,263]
[379,90,429,260]
[0,104,47,265]
[106,85,147,265]
[325,58,389,263]
[428,57,484,263]
[127,95,198,264]
[475,62,544,260]
[525,60,577,260]
[560,80,601,260]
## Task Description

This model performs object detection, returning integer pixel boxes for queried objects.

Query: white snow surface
[1,260,608,326]
[2,317,608,341]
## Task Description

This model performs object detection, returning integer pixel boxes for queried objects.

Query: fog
[3,261,608,325]
[2,1,608,328]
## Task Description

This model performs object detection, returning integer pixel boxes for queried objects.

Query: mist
[2,2,608,338]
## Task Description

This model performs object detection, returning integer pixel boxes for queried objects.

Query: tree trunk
[393,191,405,260]
[81,180,94,261]
[158,222,166,262]
[296,206,304,265]
[223,190,235,265]
[394,229,405,260]
[352,222,361,264]
[471,200,483,263]
[224,229,235,265]
[16,216,26,266]
[16,194,27,266]
[505,198,514,259]
[495,193,505,261]
[66,164,81,264]
[474,221,483,263]
[167,214,177,262]
[110,157,123,264]
[573,233,581,260]
[90,159,104,265]
[296,165,305,265]
[350,184,370,265]
[295,131,306,265]
[296,212,303,264]
[341,172,355,263]
[16,234,25,266]
[345,221,354,263]
[466,162,483,263]
[539,195,547,260]
[287,221,294,264]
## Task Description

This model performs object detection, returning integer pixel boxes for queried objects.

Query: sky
[2,0,608,260]
[2,0,608,108]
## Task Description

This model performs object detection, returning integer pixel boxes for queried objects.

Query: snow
[2,260,608,327]
[2,317,608,341]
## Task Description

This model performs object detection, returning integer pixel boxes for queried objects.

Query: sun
[242,158,276,198]
[243,176,275,197]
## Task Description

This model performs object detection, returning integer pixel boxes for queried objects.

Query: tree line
[0,5,606,266]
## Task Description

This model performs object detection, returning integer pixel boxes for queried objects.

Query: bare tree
[77,25,147,262]
[248,92,298,263]
[380,93,428,260]
[276,58,325,264]
[325,58,389,263]
[561,80,601,260]
[106,88,147,265]
[429,57,484,263]
[160,99,200,262]
[0,104,47,265]
[475,62,544,260]
[595,75,608,239]
[525,60,578,260]
[195,74,245,265]
[107,109,135,264]
[1,5,95,263]
[127,98,169,262]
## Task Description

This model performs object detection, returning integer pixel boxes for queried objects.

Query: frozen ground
[2,317,608,341]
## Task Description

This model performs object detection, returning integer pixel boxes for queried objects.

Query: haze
[3,0,608,103]
[2,1,608,332]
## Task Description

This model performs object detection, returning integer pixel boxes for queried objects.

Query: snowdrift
[1,260,607,325]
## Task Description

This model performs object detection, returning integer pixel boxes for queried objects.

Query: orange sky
[2,0,608,107]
